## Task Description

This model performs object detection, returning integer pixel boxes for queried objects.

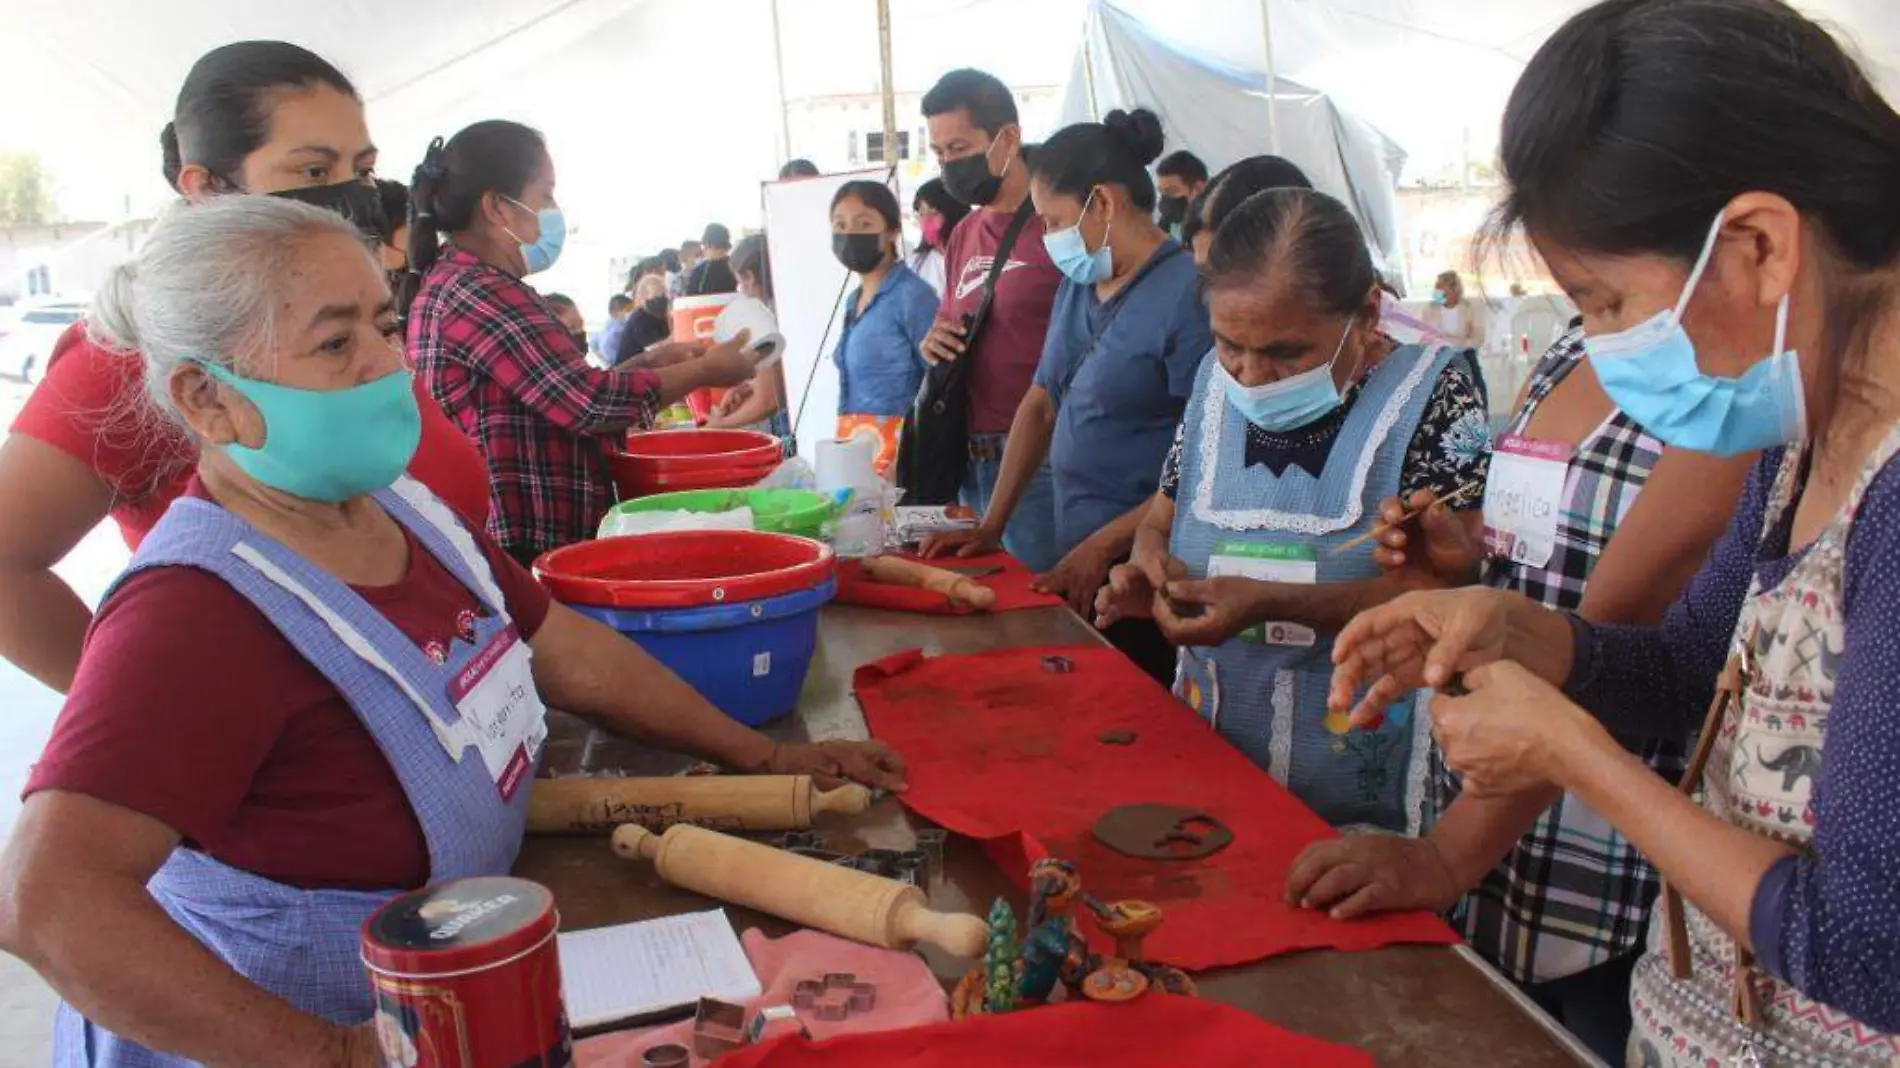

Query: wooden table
[519,606,1604,1068]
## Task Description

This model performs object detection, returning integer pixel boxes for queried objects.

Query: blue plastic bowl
[564,579,836,726]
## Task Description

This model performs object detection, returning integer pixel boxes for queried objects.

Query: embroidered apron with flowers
[54,477,547,1068]
[1171,342,1458,833]
[1629,440,1900,1068]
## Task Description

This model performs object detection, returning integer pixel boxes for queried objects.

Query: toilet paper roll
[714,297,786,371]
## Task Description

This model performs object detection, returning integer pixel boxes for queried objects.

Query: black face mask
[271,180,390,243]
[832,232,888,274]
[644,296,668,319]
[941,139,1006,207]
[1157,195,1189,230]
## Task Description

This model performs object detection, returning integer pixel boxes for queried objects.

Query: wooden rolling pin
[528,775,871,836]
[860,555,997,611]
[612,823,988,957]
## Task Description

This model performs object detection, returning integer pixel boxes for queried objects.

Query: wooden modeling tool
[612,823,988,957]
[1329,478,1484,556]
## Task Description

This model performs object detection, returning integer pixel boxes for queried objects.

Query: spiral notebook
[558,909,762,1034]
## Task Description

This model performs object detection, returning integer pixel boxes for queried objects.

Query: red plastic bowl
[619,429,781,475]
[535,530,836,609]
[606,452,779,497]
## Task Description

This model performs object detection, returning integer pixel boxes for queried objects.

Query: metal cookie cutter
[692,997,749,1059]
[746,1005,810,1045]
[913,827,947,874]
[778,829,825,851]
[854,848,900,878]
[641,1043,689,1068]
[893,849,927,886]
[1041,654,1075,674]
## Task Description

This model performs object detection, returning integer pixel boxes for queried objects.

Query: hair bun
[1103,108,1165,167]
[159,122,183,191]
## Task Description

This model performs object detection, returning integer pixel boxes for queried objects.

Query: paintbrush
[1329,478,1484,556]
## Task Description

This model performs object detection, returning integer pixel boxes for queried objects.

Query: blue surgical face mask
[1042,188,1114,285]
[195,360,422,502]
[1218,318,1358,432]
[1430,289,1448,306]
[1582,212,1806,457]
[502,195,567,275]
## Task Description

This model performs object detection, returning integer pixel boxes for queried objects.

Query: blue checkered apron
[55,478,541,1066]
[1170,344,1455,833]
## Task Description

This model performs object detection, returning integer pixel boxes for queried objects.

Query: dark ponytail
[1205,188,1374,320]
[403,121,547,310]
[1496,0,1900,271]
[165,41,356,192]
[1028,107,1166,212]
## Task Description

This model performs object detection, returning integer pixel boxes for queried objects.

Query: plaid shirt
[1434,325,1685,985]
[409,247,659,558]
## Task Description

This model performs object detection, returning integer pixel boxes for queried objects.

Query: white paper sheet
[557,909,761,1030]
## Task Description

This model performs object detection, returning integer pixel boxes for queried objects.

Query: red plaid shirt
[409,247,659,558]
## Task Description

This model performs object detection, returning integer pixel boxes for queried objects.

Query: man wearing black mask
[917,67,1062,573]
[1154,150,1208,237]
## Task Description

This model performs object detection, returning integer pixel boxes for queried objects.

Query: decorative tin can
[361,876,572,1068]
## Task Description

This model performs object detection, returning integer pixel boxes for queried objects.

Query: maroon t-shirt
[938,207,1062,434]
[25,483,553,892]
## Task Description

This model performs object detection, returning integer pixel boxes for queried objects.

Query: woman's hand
[712,382,755,418]
[1033,536,1116,618]
[632,340,709,370]
[1328,586,1516,727]
[918,525,1001,560]
[1372,490,1483,588]
[1153,576,1265,646]
[1431,661,1600,797]
[1284,835,1464,920]
[694,333,756,389]
[766,740,909,792]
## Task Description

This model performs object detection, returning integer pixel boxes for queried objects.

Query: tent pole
[1259,0,1280,153]
[876,0,900,169]
[770,0,793,162]
[1081,6,1101,120]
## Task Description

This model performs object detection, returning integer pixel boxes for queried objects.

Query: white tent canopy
[1059,1,1407,281]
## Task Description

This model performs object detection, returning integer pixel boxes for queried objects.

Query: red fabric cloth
[9,322,494,548]
[409,246,662,559]
[23,481,551,891]
[575,929,948,1066]
[855,646,1458,972]
[834,551,1062,614]
[716,994,1371,1068]
[938,209,1062,435]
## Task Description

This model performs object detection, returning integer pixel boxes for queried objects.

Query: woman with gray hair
[0,196,906,1068]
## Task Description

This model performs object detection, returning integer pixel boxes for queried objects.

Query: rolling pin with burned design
[612,823,988,957]
[527,775,871,836]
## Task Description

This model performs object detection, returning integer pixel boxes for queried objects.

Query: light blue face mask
[1582,212,1806,457]
[1218,317,1358,432]
[502,195,567,275]
[1042,188,1114,285]
[196,360,421,502]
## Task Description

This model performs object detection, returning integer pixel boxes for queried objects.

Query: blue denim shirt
[834,263,938,417]
[1033,239,1210,556]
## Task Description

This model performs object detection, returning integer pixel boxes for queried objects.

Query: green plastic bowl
[607,488,835,539]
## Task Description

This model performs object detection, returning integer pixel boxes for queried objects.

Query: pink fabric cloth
[574,929,949,1067]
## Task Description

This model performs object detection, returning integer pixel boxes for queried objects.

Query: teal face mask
[196,361,421,502]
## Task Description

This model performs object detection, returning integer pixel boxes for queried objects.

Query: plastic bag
[597,506,757,539]
[754,457,817,491]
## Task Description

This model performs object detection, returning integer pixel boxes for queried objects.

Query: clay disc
[1081,966,1150,1004]
[1092,804,1234,860]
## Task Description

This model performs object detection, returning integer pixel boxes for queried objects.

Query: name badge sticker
[1482,434,1573,570]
